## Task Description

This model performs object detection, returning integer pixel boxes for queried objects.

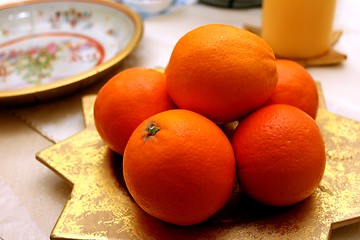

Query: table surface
[1,0,360,239]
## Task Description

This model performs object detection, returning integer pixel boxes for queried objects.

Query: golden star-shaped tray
[36,84,360,239]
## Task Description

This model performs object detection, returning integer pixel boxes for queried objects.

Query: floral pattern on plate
[0,33,104,90]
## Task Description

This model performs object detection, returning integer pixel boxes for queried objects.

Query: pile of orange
[94,24,326,226]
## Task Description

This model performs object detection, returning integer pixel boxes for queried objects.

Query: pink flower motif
[47,43,58,54]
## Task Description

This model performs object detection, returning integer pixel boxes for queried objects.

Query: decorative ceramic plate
[36,84,360,239]
[0,0,143,105]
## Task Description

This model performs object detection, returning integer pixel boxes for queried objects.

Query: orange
[123,109,236,225]
[263,59,319,119]
[232,104,326,206]
[165,24,278,123]
[94,67,175,155]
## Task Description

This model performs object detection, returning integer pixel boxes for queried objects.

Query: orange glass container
[261,0,336,59]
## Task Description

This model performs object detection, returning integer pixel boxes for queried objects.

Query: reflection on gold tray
[36,84,360,239]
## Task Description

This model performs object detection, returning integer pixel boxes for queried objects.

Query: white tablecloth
[1,0,359,239]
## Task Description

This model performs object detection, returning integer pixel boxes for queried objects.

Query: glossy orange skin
[165,24,278,124]
[264,59,319,119]
[94,67,175,155]
[232,104,326,206]
[123,109,236,225]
